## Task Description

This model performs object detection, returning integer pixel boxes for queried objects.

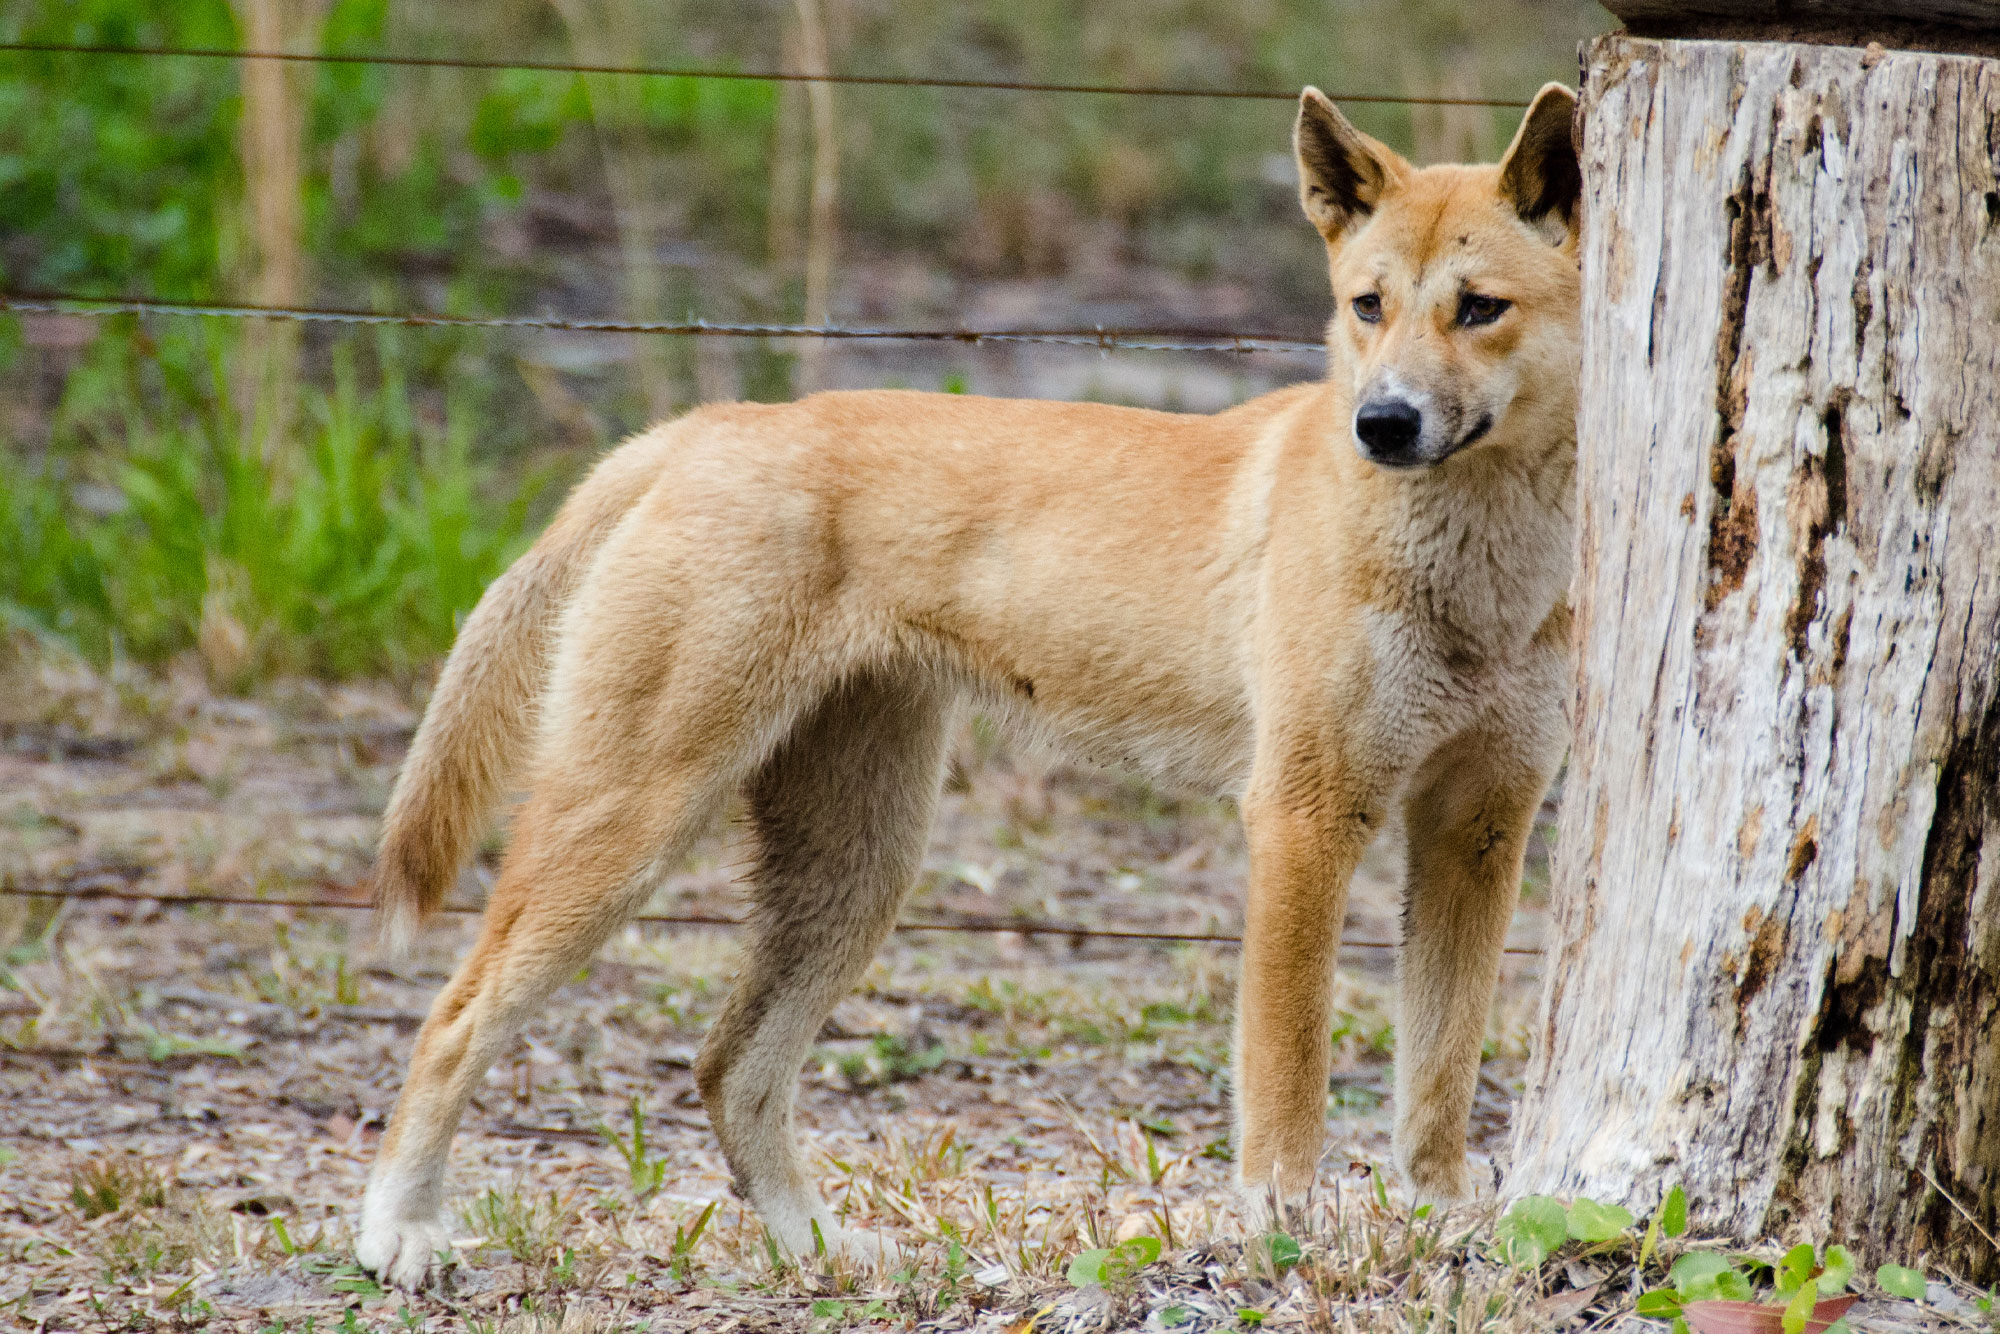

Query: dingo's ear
[1499,83,1581,238]
[1294,88,1407,243]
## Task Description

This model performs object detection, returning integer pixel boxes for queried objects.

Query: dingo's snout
[1353,396,1425,467]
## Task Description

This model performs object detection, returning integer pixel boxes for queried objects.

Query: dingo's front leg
[1233,762,1381,1218]
[1393,734,1551,1202]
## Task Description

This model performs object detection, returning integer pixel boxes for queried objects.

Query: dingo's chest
[1319,597,1567,788]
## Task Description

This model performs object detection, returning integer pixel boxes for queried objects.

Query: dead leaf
[1535,1281,1601,1324]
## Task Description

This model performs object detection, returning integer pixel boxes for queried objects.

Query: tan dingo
[355,83,1582,1286]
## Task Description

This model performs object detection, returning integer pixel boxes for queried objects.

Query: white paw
[1406,1179,1469,1213]
[770,1214,904,1271]
[355,1213,451,1289]
[820,1224,904,1271]
[1234,1181,1311,1235]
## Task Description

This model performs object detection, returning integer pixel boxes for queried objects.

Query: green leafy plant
[810,1297,892,1327]
[1566,1197,1638,1242]
[0,2,239,296]
[1260,1230,1302,1277]
[1493,1194,1636,1267]
[938,1237,970,1304]
[1638,1243,1868,1333]
[1067,1234,1160,1289]
[1637,1183,1690,1274]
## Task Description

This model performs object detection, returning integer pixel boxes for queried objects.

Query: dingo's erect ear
[1499,83,1581,238]
[1294,88,1407,243]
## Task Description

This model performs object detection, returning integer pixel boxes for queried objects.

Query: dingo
[356,83,1581,1286]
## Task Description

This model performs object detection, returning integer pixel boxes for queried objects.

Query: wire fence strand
[0,40,1536,109]
[0,884,1545,955]
[0,290,1328,356]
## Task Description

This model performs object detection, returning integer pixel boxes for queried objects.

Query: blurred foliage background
[0,0,1607,682]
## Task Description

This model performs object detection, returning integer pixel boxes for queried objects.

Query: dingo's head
[1294,84,1580,471]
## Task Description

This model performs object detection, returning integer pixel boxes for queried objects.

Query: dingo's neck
[1367,428,1574,656]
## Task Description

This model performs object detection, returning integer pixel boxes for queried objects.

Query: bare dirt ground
[0,647,1971,1333]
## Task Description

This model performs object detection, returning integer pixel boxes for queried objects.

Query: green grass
[459,1184,596,1286]
[1,325,542,681]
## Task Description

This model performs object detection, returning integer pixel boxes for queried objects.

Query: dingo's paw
[355,1213,451,1289]
[797,1222,904,1272]
[776,1217,906,1271]
[1233,1180,1312,1236]
[1396,1146,1471,1208]
[827,1225,905,1270]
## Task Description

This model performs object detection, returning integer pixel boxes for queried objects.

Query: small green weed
[597,1095,669,1201]
[459,1185,585,1282]
[70,1159,169,1220]
[663,1201,716,1282]
[85,1181,226,1282]
[301,1255,390,1300]
[256,945,362,1011]
[131,1026,247,1062]
[833,1033,950,1088]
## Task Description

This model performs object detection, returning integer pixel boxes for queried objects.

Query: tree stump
[1507,29,2000,1276]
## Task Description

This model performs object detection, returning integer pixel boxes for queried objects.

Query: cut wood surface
[1604,0,2000,40]
[1509,33,2000,1277]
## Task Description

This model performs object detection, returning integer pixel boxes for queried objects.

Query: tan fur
[356,84,1583,1286]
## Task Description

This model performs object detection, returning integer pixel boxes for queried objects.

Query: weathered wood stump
[1506,23,2000,1276]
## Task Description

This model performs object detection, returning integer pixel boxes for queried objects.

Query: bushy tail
[369,423,684,952]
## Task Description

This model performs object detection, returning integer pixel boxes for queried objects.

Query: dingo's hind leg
[359,582,823,1287]
[356,772,732,1287]
[696,670,953,1265]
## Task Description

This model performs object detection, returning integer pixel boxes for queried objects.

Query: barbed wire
[0,40,1535,109]
[0,884,1545,955]
[0,291,1328,356]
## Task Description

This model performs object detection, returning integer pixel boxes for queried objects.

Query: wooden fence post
[1506,2,2000,1277]
[234,0,330,458]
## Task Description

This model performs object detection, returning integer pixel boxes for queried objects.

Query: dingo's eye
[1457,293,1511,327]
[1351,293,1383,324]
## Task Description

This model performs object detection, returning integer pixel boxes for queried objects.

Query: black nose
[1354,400,1423,461]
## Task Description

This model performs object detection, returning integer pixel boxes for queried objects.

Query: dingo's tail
[369,426,681,952]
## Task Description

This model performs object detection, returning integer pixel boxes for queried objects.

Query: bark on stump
[1507,32,2000,1277]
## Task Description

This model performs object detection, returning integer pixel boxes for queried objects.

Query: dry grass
[0,638,1974,1332]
